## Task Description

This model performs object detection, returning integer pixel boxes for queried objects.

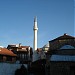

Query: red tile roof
[8,44,30,48]
[18,46,30,48]
[0,48,17,56]
[8,45,17,47]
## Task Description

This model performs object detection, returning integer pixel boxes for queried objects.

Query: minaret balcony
[33,28,38,30]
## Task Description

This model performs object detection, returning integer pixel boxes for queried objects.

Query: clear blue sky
[0,0,74,48]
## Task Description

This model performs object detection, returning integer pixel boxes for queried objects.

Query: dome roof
[49,34,75,42]
[43,43,49,48]
[60,45,75,49]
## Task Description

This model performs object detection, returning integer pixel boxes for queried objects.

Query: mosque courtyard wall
[0,63,27,75]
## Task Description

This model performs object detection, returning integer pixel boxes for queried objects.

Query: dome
[60,45,75,49]
[43,43,49,48]
[43,43,49,52]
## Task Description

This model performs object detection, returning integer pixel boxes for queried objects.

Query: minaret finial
[34,16,37,22]
[33,16,38,30]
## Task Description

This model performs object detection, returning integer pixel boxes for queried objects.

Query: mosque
[46,33,75,75]
[0,17,75,75]
[29,17,75,75]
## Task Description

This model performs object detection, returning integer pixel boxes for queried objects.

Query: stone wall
[50,61,75,75]
[0,63,27,75]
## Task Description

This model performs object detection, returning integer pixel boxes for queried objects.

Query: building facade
[46,33,75,75]
[7,44,33,64]
[0,47,17,63]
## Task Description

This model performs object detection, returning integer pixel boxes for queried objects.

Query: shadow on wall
[15,65,27,75]
[29,59,47,75]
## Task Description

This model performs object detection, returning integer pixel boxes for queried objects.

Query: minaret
[33,16,38,51]
[33,16,38,61]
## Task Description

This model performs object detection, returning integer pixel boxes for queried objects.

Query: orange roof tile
[0,48,17,56]
[19,46,30,48]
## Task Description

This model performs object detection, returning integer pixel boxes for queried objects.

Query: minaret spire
[33,16,38,51]
[33,17,46,61]
[33,16,38,61]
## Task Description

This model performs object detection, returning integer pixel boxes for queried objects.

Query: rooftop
[0,48,17,56]
[49,33,75,42]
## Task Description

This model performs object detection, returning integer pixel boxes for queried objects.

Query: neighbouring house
[0,47,17,63]
[7,44,33,64]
